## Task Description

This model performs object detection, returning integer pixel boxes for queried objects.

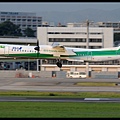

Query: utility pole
[86,19,89,49]
[86,19,89,78]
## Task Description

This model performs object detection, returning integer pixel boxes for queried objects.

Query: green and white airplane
[0,42,120,68]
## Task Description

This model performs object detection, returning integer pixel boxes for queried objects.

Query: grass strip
[0,91,120,98]
[0,102,120,118]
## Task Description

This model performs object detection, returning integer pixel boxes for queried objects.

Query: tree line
[0,20,120,42]
[0,20,35,37]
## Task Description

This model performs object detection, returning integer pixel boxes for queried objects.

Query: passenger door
[87,51,92,61]
[4,46,9,56]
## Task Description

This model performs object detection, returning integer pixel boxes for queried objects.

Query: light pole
[86,19,89,78]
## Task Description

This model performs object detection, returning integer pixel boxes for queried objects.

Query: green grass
[0,82,119,118]
[0,91,120,98]
[76,82,116,86]
[0,102,120,118]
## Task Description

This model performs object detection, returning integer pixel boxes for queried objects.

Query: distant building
[96,21,120,28]
[67,21,120,31]
[0,11,42,36]
[67,21,120,27]
[42,21,49,27]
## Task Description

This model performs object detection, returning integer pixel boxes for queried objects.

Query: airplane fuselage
[0,44,120,63]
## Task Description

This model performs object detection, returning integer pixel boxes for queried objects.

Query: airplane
[0,41,120,68]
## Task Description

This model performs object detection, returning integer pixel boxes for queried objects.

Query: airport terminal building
[0,25,118,72]
[37,26,113,48]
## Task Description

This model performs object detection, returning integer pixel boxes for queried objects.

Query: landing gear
[56,60,62,68]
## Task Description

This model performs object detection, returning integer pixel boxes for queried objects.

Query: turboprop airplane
[0,42,120,68]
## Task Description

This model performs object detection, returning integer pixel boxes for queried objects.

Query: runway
[0,77,120,92]
[0,77,120,102]
[0,96,120,102]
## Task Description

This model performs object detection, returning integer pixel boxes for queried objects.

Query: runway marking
[84,98,101,100]
[84,98,120,101]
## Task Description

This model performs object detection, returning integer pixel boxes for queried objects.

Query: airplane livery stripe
[74,49,119,56]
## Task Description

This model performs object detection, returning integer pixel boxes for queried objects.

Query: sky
[0,2,119,13]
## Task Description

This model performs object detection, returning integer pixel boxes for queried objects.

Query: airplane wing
[51,42,76,56]
[52,42,65,49]
[51,43,84,62]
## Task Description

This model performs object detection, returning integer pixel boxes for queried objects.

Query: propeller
[34,39,40,58]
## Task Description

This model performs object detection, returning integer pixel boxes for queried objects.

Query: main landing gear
[56,59,62,68]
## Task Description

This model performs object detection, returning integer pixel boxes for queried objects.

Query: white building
[37,26,114,48]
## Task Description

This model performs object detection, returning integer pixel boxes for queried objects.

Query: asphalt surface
[0,96,120,102]
[0,77,120,92]
[0,77,120,102]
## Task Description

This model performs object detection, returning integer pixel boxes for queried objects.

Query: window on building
[22,19,26,21]
[1,18,5,21]
[27,19,31,21]
[33,19,36,22]
[17,19,21,21]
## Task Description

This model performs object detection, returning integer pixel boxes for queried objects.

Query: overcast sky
[0,2,119,13]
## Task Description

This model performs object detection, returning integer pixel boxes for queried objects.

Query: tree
[0,20,22,36]
[23,27,35,37]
